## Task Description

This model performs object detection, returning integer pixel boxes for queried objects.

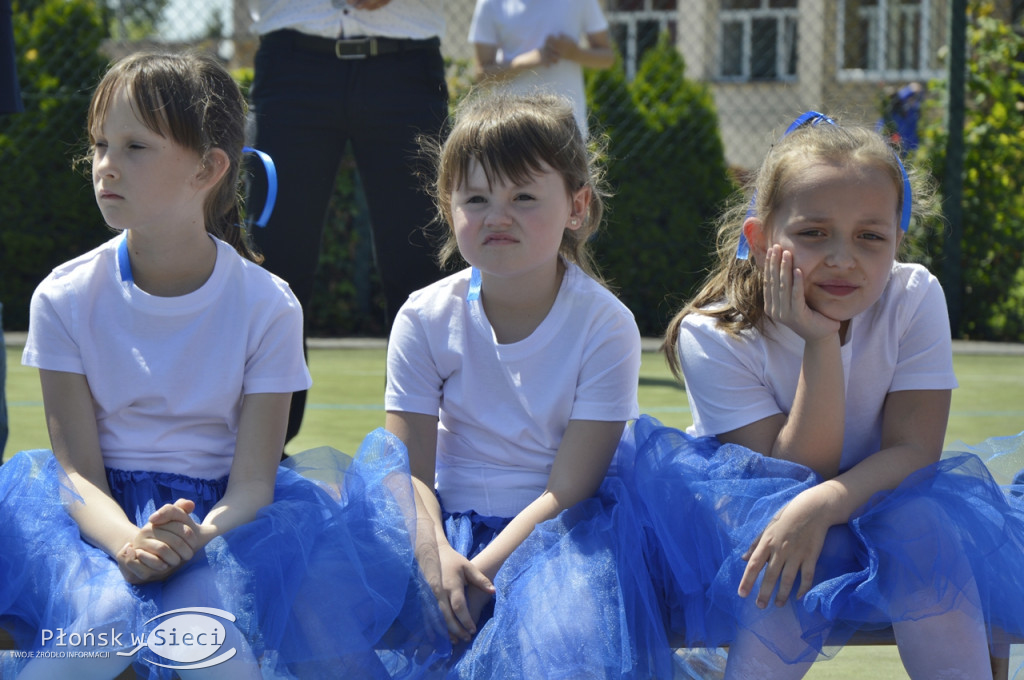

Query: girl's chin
[806,305,847,323]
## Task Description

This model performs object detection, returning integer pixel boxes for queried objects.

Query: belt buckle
[335,37,377,59]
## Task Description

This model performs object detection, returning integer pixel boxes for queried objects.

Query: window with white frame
[718,0,799,82]
[605,0,678,80]
[838,0,942,80]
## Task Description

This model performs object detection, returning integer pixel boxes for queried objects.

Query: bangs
[88,75,170,142]
[445,107,571,193]
[88,55,203,152]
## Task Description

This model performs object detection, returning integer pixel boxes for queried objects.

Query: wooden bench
[671,627,1017,679]
[844,628,1014,680]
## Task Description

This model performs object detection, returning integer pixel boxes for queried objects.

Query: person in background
[877,82,924,155]
[469,0,614,138]
[246,0,449,444]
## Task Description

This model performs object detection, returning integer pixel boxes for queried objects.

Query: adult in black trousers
[247,0,449,444]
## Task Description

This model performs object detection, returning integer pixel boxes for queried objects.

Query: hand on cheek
[763,245,840,343]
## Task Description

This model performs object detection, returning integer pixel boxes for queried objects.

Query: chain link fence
[3,1,1022,337]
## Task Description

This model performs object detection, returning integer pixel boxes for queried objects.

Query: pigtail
[211,199,262,265]
[661,176,765,379]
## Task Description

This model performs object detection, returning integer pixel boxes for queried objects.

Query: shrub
[0,0,110,330]
[306,157,387,337]
[916,1,1024,341]
[588,34,734,337]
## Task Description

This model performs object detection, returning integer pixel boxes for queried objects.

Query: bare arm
[41,369,143,554]
[388,410,450,560]
[738,388,951,608]
[545,30,615,70]
[718,245,846,477]
[813,388,949,521]
[40,369,200,582]
[469,419,624,581]
[194,392,290,544]
[473,42,558,83]
[474,30,614,84]
[347,0,392,9]
[387,413,624,637]
[385,410,495,642]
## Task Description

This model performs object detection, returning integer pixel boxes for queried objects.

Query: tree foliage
[588,34,734,336]
[917,1,1024,340]
[1,0,110,330]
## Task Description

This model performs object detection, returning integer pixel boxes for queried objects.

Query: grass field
[3,342,1023,678]
[7,345,1024,458]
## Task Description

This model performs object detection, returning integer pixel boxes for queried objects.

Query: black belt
[264,29,440,60]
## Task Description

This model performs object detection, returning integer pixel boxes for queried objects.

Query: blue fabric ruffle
[631,415,1024,671]
[382,424,673,679]
[0,430,442,679]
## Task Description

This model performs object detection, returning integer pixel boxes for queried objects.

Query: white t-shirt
[250,0,445,40]
[23,235,312,480]
[677,263,957,471]
[386,263,641,517]
[469,0,608,136]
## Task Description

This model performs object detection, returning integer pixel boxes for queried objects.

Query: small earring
[570,218,578,226]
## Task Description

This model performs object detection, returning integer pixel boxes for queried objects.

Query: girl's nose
[824,241,855,267]
[484,203,513,227]
[94,151,119,179]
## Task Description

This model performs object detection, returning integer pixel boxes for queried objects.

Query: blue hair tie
[243,146,277,228]
[467,266,482,301]
[735,111,911,260]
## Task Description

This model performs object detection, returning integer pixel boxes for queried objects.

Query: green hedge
[0,0,110,330]
[917,1,1024,341]
[588,34,733,336]
[306,157,388,337]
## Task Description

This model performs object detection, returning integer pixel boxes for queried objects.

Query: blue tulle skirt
[631,415,1024,670]
[0,433,444,679]
[380,424,674,680]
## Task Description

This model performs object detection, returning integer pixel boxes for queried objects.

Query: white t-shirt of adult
[250,0,445,40]
[677,263,957,472]
[469,0,608,136]
[23,234,312,480]
[385,263,641,518]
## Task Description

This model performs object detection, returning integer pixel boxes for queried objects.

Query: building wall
[228,0,979,171]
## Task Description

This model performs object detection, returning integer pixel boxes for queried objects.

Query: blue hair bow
[243,146,277,228]
[116,148,279,286]
[735,111,912,260]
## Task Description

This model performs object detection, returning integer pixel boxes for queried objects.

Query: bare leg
[161,565,262,680]
[894,596,990,680]
[17,577,140,679]
[724,598,814,680]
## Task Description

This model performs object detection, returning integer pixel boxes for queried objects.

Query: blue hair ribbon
[467,266,482,301]
[735,111,911,260]
[117,231,133,285]
[895,154,912,233]
[117,148,277,285]
[243,146,277,228]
